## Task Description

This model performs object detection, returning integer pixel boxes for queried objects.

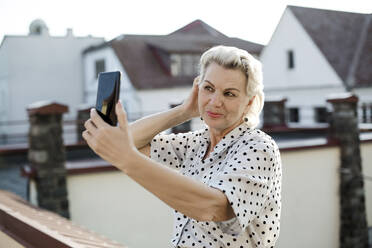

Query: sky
[1,0,372,45]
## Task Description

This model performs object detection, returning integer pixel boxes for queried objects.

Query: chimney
[66,28,73,37]
[327,93,369,248]
[27,101,70,218]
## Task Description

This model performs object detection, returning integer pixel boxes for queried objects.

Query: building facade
[0,19,104,143]
[260,6,372,125]
[82,20,263,129]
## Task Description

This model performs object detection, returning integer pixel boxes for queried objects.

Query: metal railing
[0,105,371,146]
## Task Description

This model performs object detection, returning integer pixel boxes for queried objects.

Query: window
[35,26,41,35]
[314,107,328,123]
[170,54,200,76]
[287,50,295,69]
[288,107,299,123]
[170,54,181,76]
[95,59,106,78]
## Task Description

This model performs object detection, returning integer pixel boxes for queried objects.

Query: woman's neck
[208,120,244,150]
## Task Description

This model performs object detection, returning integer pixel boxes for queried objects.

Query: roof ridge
[288,5,369,15]
[345,14,372,89]
[169,19,226,37]
[289,5,370,82]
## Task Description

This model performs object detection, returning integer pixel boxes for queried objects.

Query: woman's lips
[206,111,223,118]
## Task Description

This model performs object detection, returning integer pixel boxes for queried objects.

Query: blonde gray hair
[199,45,264,128]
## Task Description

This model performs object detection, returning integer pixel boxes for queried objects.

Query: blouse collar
[200,122,252,155]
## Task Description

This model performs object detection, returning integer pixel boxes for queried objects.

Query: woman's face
[198,62,252,133]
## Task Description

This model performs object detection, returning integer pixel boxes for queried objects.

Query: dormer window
[170,54,200,76]
[287,50,295,69]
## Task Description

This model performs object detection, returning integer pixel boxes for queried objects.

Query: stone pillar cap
[27,101,69,115]
[326,93,358,103]
[265,96,287,103]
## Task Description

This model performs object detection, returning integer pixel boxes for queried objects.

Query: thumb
[116,100,128,130]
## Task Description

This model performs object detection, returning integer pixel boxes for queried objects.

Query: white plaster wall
[276,147,340,248]
[361,142,372,226]
[66,171,174,248]
[1,34,103,137]
[136,87,191,115]
[82,46,141,118]
[260,8,346,125]
[136,87,206,131]
[260,9,343,89]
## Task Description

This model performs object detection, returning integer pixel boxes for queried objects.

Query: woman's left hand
[82,101,137,171]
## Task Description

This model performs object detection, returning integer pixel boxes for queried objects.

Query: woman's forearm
[129,105,192,149]
[121,151,234,222]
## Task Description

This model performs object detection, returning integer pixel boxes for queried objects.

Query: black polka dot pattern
[151,123,282,248]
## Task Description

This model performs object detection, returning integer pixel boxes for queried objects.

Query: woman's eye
[204,86,213,91]
[224,92,236,97]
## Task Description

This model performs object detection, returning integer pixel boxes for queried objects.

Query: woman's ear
[243,95,255,115]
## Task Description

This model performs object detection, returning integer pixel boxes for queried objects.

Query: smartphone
[95,71,121,126]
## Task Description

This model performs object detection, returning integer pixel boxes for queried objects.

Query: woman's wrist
[174,104,192,122]
[177,103,198,121]
[117,147,142,174]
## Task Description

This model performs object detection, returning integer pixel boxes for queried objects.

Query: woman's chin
[204,118,226,129]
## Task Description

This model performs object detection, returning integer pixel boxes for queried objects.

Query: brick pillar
[327,94,368,248]
[263,97,287,128]
[27,101,70,218]
[76,105,92,143]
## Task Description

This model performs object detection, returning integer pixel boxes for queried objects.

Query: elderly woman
[83,45,282,248]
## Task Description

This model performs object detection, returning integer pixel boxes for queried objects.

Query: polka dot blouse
[150,123,282,248]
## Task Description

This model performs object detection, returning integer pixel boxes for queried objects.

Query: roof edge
[345,14,372,89]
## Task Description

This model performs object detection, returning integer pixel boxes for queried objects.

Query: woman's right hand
[181,76,200,119]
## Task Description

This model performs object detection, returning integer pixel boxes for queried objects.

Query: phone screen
[95,71,121,126]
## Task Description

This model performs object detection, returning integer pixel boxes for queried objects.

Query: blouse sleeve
[209,136,281,233]
[150,131,194,171]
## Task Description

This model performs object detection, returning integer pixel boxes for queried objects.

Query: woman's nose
[209,93,223,107]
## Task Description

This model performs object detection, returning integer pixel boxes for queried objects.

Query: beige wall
[66,171,174,248]
[0,231,24,248]
[63,146,342,248]
[29,142,372,248]
[276,147,341,248]
[361,142,372,226]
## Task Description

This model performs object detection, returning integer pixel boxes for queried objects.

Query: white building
[260,6,372,125]
[0,19,104,143]
[82,20,263,129]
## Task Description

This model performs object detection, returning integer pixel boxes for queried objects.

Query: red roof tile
[85,20,264,90]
